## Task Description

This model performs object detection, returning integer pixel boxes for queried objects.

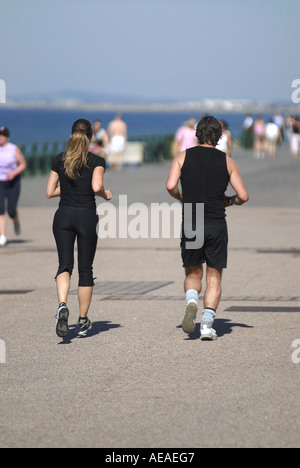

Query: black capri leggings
[53,206,99,287]
[0,177,21,218]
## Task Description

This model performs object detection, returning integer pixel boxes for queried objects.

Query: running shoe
[200,323,217,341]
[14,221,21,236]
[55,303,69,338]
[77,318,92,337]
[0,235,8,247]
[182,301,198,334]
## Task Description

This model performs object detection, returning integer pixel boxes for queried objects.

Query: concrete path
[0,143,299,448]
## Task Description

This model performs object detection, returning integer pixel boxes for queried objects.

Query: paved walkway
[0,144,300,448]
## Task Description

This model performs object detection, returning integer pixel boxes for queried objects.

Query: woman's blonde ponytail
[62,119,93,180]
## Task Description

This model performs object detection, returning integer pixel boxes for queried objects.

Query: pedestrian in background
[0,126,27,247]
[108,113,127,170]
[173,118,198,156]
[216,120,232,157]
[253,115,266,159]
[90,120,109,158]
[241,114,254,149]
[265,119,281,158]
[290,116,300,158]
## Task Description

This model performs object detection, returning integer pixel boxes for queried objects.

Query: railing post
[21,135,174,177]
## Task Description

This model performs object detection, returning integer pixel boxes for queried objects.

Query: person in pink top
[0,127,27,247]
[253,115,266,159]
[174,118,198,155]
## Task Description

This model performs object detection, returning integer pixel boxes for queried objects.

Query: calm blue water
[0,108,272,145]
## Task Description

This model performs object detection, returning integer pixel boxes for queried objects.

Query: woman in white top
[265,119,281,158]
[216,120,232,157]
[0,127,27,246]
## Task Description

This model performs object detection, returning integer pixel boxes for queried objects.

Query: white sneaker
[0,235,8,247]
[182,300,198,334]
[201,323,217,341]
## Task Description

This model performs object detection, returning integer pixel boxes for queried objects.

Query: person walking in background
[241,114,254,149]
[273,111,285,142]
[265,119,281,158]
[253,115,266,159]
[216,120,232,157]
[285,115,293,143]
[166,116,249,341]
[290,116,300,158]
[173,118,198,156]
[90,120,110,158]
[108,113,127,170]
[0,126,27,247]
[46,119,112,339]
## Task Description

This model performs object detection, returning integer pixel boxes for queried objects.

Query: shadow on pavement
[180,318,254,341]
[57,320,122,344]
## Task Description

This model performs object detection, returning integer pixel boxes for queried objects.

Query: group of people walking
[242,113,300,159]
[89,114,127,170]
[1,116,249,342]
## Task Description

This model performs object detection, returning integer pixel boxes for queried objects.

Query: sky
[0,0,299,103]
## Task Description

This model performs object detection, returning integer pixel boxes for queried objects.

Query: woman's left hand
[6,172,15,181]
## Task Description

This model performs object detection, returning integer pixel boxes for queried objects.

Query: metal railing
[20,134,175,177]
[20,141,68,177]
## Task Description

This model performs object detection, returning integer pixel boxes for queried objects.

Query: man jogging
[166,116,249,340]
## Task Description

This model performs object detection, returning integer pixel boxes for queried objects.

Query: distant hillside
[4,90,298,114]
[9,90,174,104]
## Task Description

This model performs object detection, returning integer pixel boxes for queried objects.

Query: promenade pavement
[0,143,300,448]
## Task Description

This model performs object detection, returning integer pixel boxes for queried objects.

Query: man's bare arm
[225,156,249,206]
[166,152,185,202]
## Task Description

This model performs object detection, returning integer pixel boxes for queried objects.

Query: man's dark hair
[196,116,222,147]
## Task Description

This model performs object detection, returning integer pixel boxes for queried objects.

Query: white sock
[185,289,199,306]
[202,308,216,327]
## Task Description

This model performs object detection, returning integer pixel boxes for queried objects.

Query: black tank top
[181,146,230,219]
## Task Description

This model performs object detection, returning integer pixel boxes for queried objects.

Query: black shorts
[181,219,228,269]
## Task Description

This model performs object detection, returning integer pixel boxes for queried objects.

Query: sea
[0,108,273,146]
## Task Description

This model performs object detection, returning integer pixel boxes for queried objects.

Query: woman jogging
[0,126,27,247]
[46,119,112,338]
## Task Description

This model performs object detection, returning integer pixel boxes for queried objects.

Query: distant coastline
[2,98,299,115]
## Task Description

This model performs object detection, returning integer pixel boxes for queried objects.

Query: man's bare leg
[182,265,203,334]
[184,265,203,294]
[204,267,223,310]
[201,267,223,340]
